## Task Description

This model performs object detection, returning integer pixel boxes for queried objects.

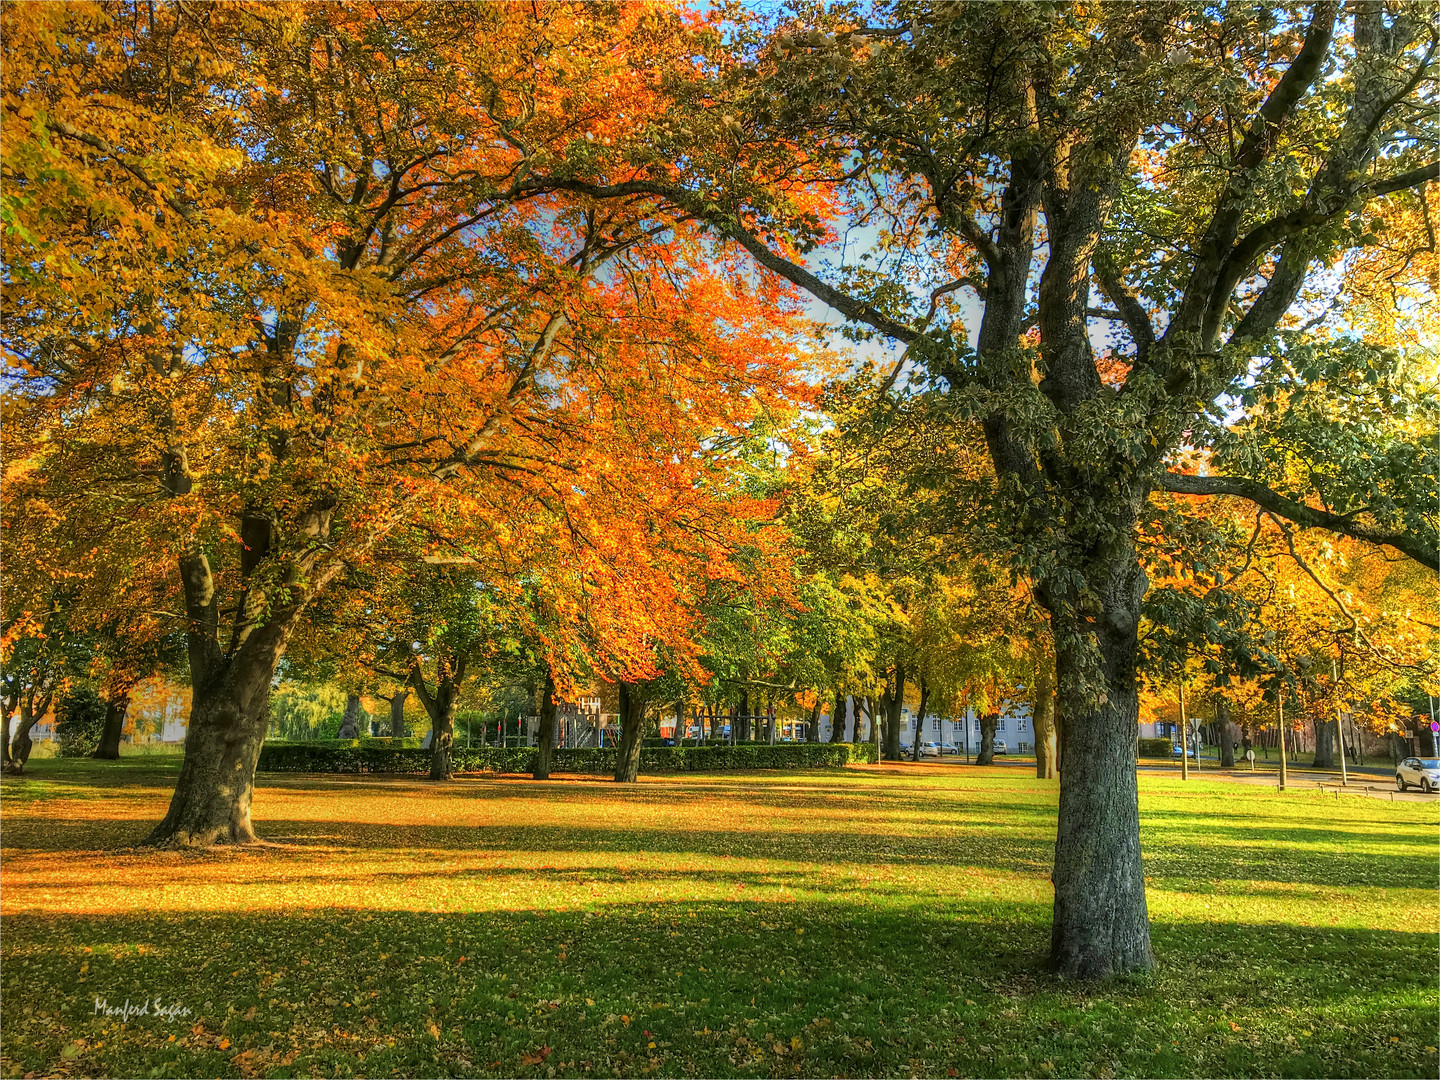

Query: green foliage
[267,683,350,742]
[1138,737,1174,759]
[256,741,877,775]
[54,687,107,758]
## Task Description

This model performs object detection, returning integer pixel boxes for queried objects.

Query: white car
[920,741,941,757]
[992,739,1007,755]
[939,742,960,756]
[1396,757,1440,793]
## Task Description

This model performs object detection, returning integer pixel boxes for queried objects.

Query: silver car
[1396,757,1440,793]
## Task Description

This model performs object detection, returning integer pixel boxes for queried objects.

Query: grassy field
[1,757,1435,1079]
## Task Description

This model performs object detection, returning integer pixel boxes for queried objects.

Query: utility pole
[1277,686,1288,792]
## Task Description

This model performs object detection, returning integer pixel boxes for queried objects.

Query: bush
[1138,737,1173,759]
[257,741,878,775]
[55,688,108,757]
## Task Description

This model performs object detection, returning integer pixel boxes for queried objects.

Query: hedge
[1138,737,1174,758]
[257,740,879,775]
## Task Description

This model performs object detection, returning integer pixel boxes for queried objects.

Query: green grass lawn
[1,757,1436,1078]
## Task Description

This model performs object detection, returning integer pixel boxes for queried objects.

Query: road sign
[1431,721,1439,733]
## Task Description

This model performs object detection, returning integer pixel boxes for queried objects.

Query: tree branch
[517,177,919,343]
[1157,471,1437,571]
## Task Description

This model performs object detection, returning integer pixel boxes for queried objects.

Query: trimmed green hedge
[264,737,425,749]
[257,741,878,775]
[1138,737,1174,758]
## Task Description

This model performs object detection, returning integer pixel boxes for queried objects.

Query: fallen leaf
[520,1045,553,1066]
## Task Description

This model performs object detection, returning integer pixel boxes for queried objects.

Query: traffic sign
[1431,721,1439,733]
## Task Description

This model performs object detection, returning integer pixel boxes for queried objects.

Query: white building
[811,697,1034,753]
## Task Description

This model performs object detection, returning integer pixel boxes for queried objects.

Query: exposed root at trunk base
[142,820,259,848]
[1048,945,1155,981]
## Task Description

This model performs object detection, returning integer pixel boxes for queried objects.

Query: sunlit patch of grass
[2,759,1435,1078]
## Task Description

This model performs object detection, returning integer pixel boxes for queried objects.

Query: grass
[1,757,1436,1079]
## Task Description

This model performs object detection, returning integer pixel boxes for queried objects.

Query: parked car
[920,742,941,757]
[900,741,913,755]
[992,739,1007,755]
[939,742,960,756]
[1171,743,1196,758]
[1396,757,1440,793]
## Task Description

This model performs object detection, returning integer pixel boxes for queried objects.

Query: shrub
[55,688,108,757]
[1138,737,1173,759]
[256,741,878,775]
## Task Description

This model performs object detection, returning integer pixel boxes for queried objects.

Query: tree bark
[338,692,361,739]
[388,690,408,739]
[1048,614,1154,978]
[884,663,905,761]
[975,713,999,766]
[6,699,42,773]
[1034,659,1059,780]
[829,693,847,743]
[1313,714,1336,769]
[145,621,287,846]
[425,682,456,781]
[1216,698,1236,768]
[613,682,643,783]
[534,673,557,780]
[738,689,750,742]
[808,695,822,742]
[92,692,130,760]
[911,678,930,762]
[1,709,11,765]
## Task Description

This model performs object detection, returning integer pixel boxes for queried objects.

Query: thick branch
[518,178,919,343]
[1157,472,1437,571]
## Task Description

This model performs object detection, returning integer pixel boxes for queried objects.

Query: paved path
[895,755,1439,804]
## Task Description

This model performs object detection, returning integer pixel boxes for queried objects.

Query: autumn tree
[525,1,1437,974]
[3,3,807,838]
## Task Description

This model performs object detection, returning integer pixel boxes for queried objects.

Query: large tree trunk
[426,683,456,781]
[910,678,930,762]
[1048,597,1154,978]
[1217,698,1236,768]
[1034,659,1059,779]
[613,682,643,783]
[974,713,999,766]
[337,692,361,739]
[738,689,750,742]
[145,623,287,847]
[808,695,822,742]
[3,708,14,765]
[884,663,905,761]
[92,692,130,760]
[6,699,41,774]
[1313,715,1336,769]
[533,674,557,780]
[388,690,408,738]
[829,693,847,743]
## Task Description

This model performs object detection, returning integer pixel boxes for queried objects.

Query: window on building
[1018,717,1028,733]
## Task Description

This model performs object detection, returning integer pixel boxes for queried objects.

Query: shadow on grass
[1,902,1435,1080]
[3,809,1433,892]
